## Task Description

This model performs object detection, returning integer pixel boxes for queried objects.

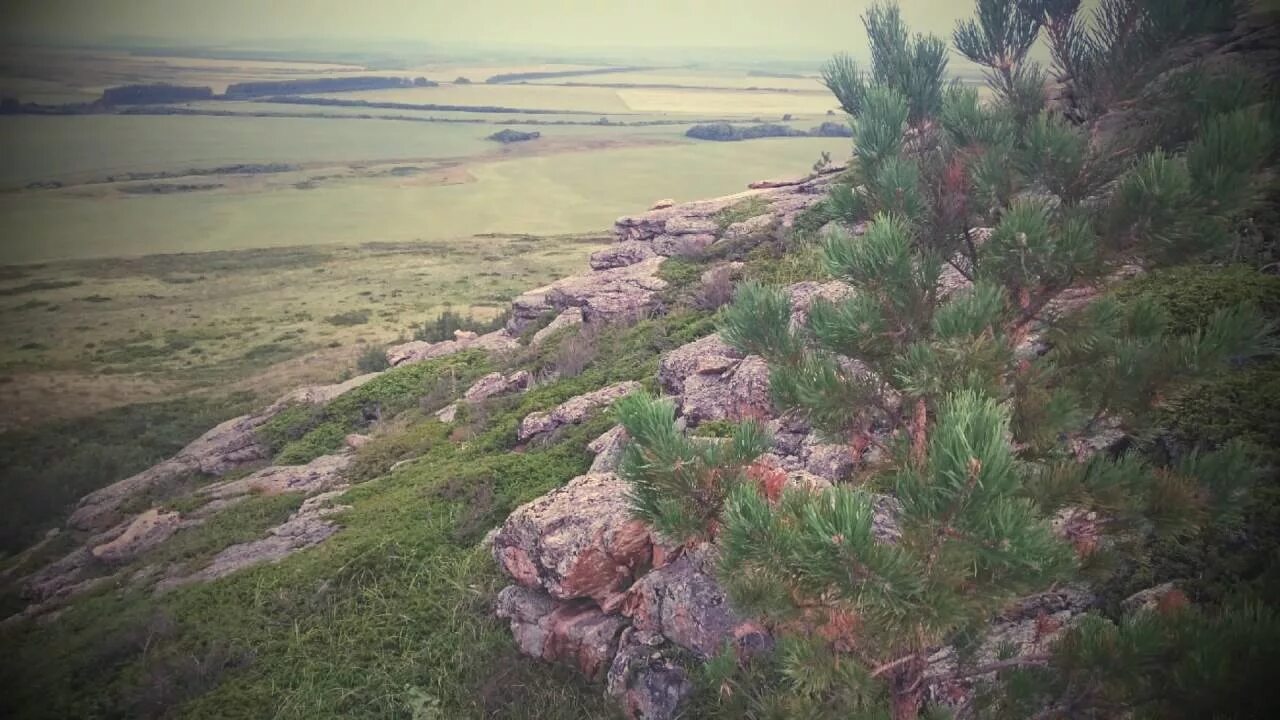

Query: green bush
[414,307,509,343]
[1112,264,1280,335]
[323,310,369,326]
[355,345,390,373]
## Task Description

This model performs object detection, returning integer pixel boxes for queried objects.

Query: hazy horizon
[3,0,981,58]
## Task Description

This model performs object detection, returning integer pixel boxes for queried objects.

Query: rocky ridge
[4,167,838,629]
[5,162,1148,718]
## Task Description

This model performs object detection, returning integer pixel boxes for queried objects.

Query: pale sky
[3,0,976,53]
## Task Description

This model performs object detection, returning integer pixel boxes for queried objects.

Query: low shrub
[324,310,369,326]
[355,345,390,373]
[415,308,509,343]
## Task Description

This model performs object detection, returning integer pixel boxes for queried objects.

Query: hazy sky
[4,0,977,53]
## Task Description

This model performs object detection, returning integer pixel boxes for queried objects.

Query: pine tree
[616,1,1277,718]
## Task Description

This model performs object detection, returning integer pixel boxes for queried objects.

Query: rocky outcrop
[679,355,771,426]
[264,372,381,414]
[89,509,183,565]
[785,279,856,328]
[64,369,383,533]
[926,585,1097,708]
[436,370,532,422]
[587,425,629,473]
[508,258,668,334]
[531,307,585,345]
[200,453,351,501]
[67,414,264,532]
[589,241,657,271]
[656,333,743,395]
[496,586,628,682]
[494,473,653,609]
[612,167,840,253]
[385,328,519,367]
[159,489,351,591]
[620,546,770,659]
[517,381,641,443]
[607,629,694,720]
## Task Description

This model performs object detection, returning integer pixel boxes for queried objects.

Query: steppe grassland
[0,234,609,429]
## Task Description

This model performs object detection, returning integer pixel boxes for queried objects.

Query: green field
[1,132,846,263]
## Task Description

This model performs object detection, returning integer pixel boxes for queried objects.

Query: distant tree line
[101,84,213,105]
[223,76,430,98]
[483,66,647,84]
[685,120,852,141]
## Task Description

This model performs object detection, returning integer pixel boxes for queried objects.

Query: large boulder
[509,258,668,334]
[495,585,628,681]
[518,381,641,443]
[590,241,659,270]
[620,546,770,659]
[657,334,743,395]
[493,473,653,609]
[678,355,772,426]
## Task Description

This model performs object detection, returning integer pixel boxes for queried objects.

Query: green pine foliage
[624,1,1280,718]
[617,391,770,545]
[821,2,948,127]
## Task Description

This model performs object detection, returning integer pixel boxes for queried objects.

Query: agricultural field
[0,50,854,424]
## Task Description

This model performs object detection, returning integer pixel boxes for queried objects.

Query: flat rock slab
[518,381,641,443]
